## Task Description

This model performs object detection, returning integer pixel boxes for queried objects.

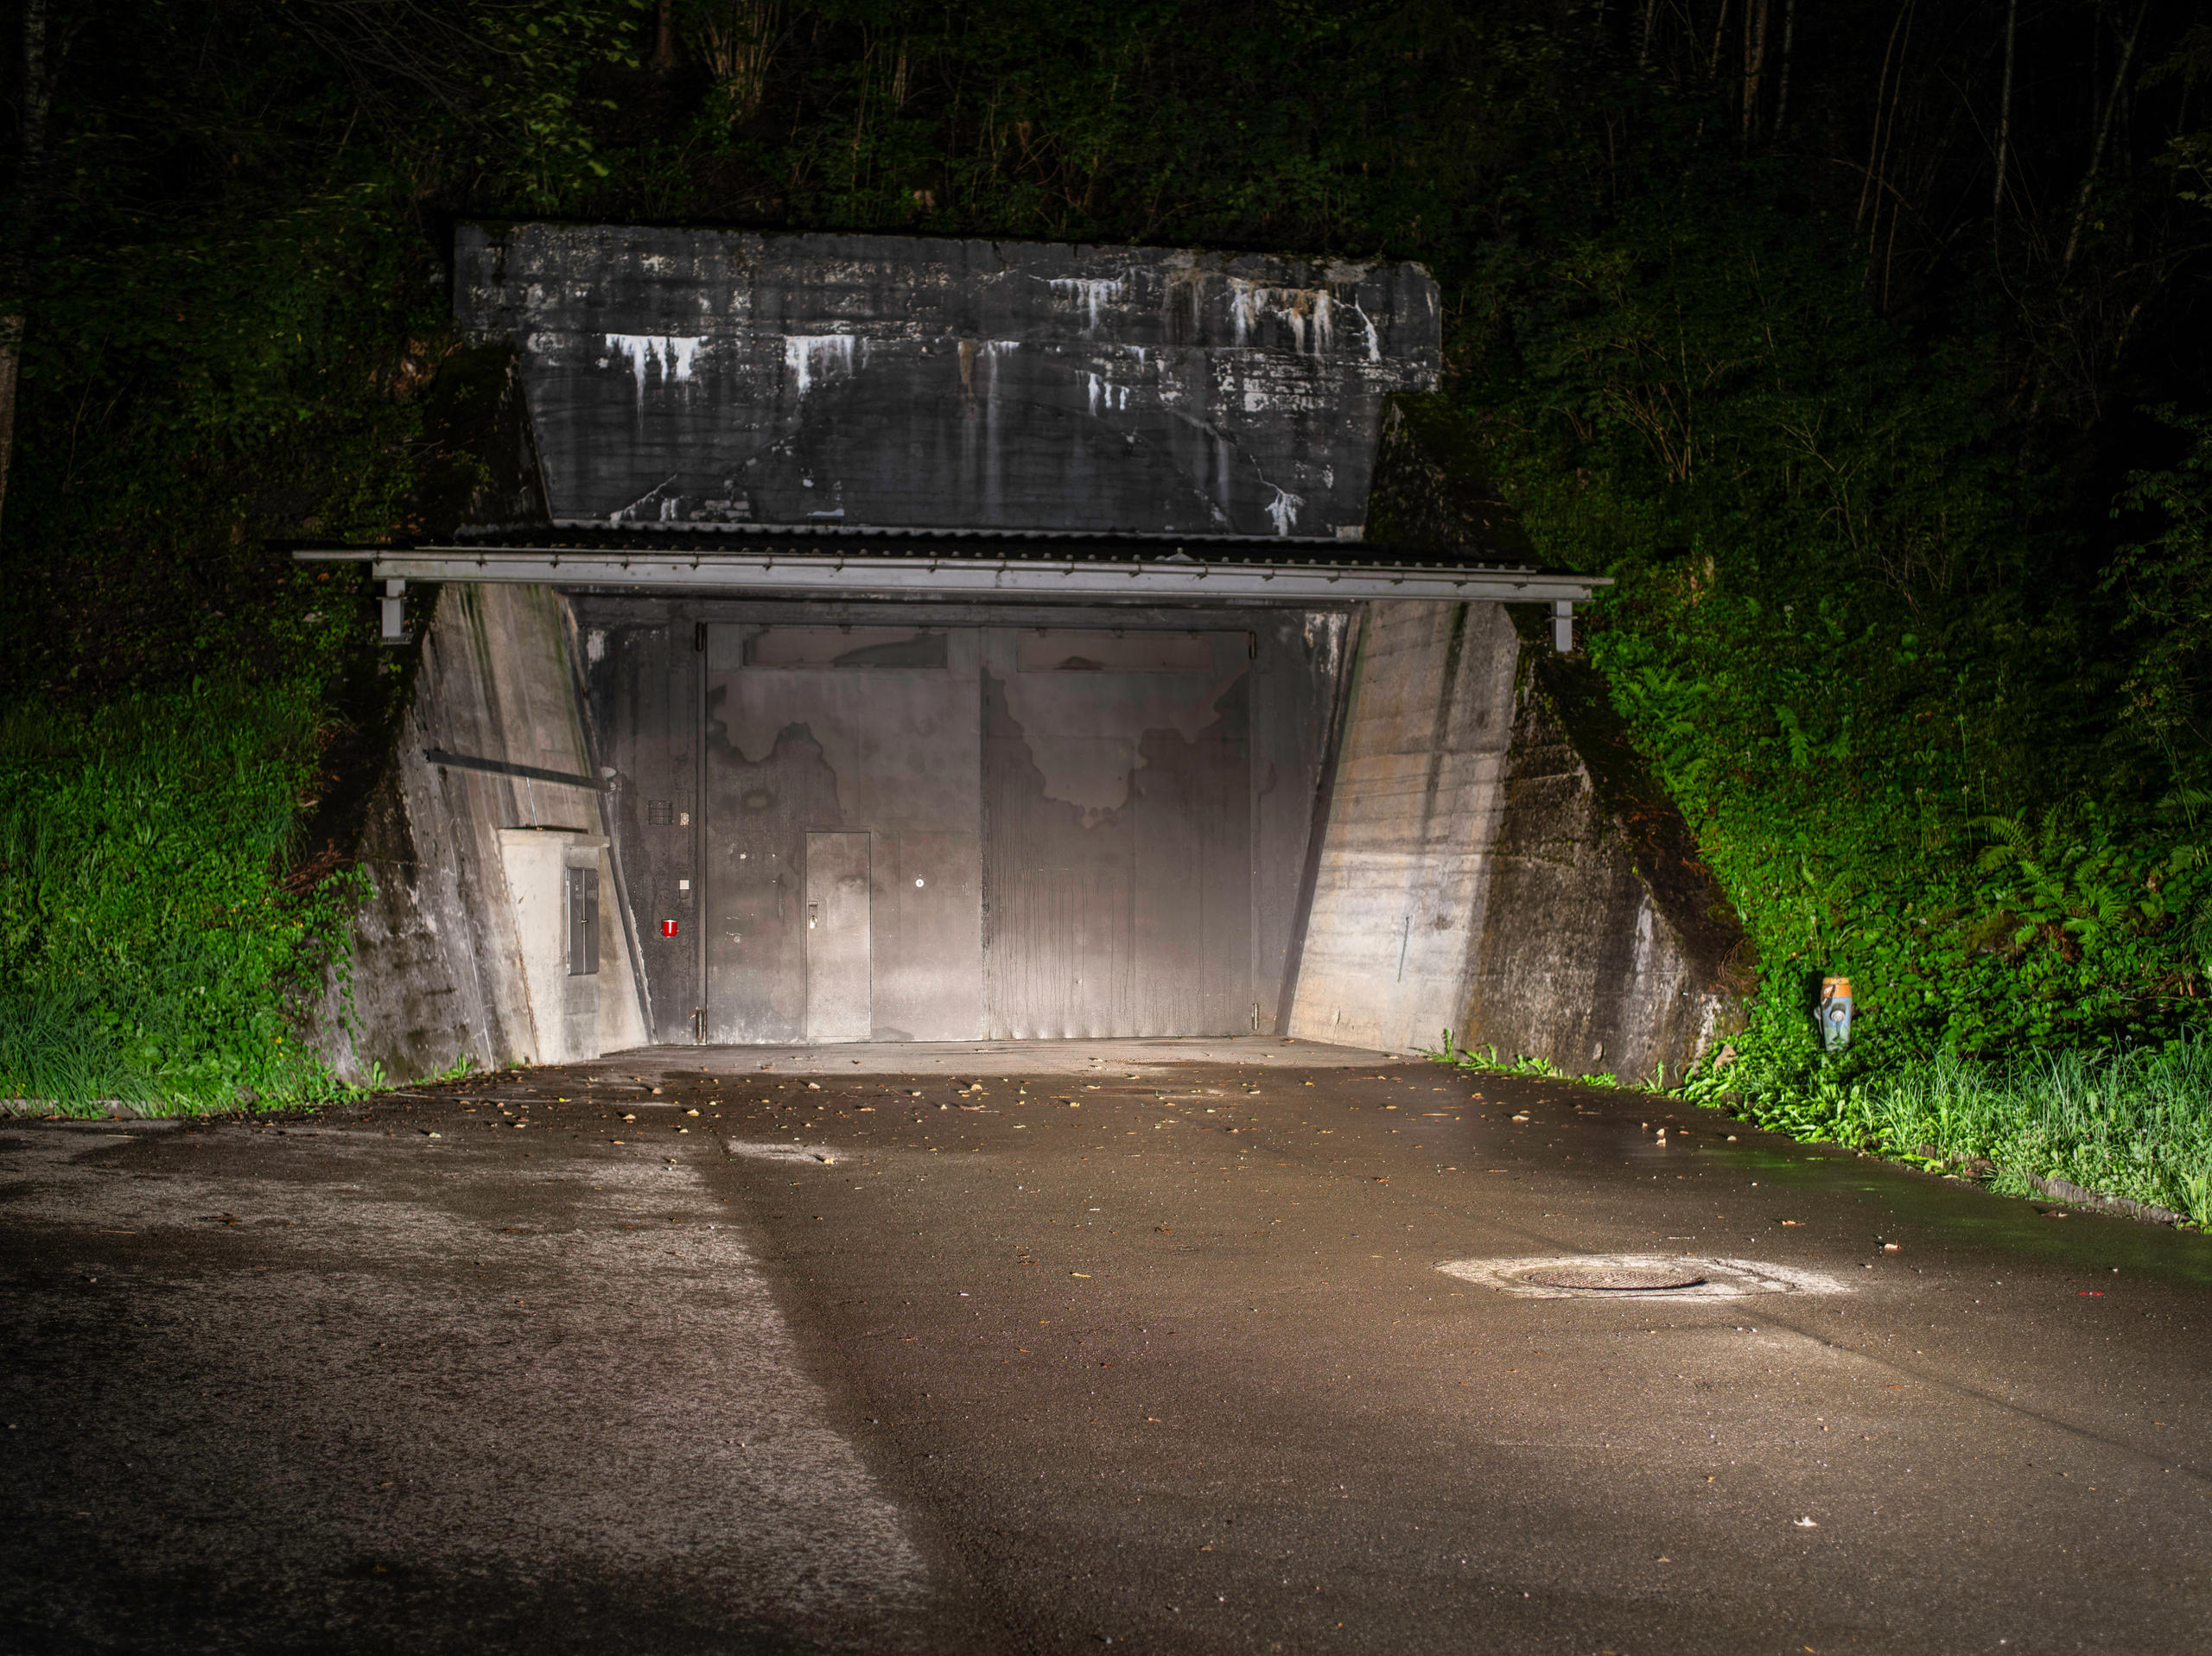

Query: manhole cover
[1522,1264,1707,1292]
[1438,1253,1852,1300]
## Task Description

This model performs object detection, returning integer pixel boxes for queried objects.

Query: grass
[1688,1042,2212,1225]
[1428,1034,1617,1087]
[0,680,363,1113]
[1426,1027,2212,1224]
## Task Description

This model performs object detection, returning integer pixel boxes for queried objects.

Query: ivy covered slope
[0,683,366,1110]
[0,7,447,1107]
[0,197,432,1107]
[1463,181,2212,1217]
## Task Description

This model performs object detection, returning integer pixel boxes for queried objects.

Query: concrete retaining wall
[1286,600,1743,1080]
[315,584,645,1082]
[1284,393,1751,1080]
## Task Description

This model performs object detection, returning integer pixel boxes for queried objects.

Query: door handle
[809,901,819,930]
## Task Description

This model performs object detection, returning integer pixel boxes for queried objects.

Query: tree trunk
[1773,0,1796,134]
[1992,0,2016,246]
[652,0,678,72]
[2063,2,2150,269]
[1743,0,1771,148]
[0,316,19,546]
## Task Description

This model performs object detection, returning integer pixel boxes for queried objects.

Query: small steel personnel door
[805,832,872,1041]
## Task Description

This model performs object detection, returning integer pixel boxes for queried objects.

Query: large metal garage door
[695,622,1253,1044]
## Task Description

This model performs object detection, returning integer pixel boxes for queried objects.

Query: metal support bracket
[379,577,409,644]
[1550,599,1575,653]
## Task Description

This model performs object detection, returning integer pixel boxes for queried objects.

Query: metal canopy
[293,521,1612,612]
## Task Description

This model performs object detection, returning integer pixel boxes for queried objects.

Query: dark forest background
[4,1,2212,1174]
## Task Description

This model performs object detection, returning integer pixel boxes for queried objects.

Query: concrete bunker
[307,225,1745,1084]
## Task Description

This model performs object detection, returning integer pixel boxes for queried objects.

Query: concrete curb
[2023,1171,2192,1228]
[2,1098,162,1120]
[1,1098,329,1124]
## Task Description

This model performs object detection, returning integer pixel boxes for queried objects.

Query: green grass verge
[0,681,365,1114]
[1427,1032,2212,1225]
[1683,1042,2212,1225]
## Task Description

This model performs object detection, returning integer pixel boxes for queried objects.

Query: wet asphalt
[4,1048,2209,1654]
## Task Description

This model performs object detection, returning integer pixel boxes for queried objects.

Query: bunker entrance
[591,605,1337,1045]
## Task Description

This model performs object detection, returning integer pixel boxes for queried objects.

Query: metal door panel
[805,832,872,1041]
[704,625,982,1043]
[870,831,982,1039]
[590,623,697,1042]
[1130,669,1253,1032]
[982,628,1250,1037]
[981,670,1137,1037]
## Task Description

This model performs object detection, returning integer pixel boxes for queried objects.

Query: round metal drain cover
[1520,1263,1708,1293]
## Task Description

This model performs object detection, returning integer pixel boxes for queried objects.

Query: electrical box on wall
[567,866,601,976]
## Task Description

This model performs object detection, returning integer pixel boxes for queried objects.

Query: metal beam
[296,548,1611,606]
[423,748,610,791]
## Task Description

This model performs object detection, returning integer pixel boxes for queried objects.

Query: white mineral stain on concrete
[784,333,858,397]
[1046,276,1125,330]
[603,333,706,395]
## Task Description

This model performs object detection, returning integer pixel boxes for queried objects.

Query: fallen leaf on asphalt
[1071,1272,1091,1278]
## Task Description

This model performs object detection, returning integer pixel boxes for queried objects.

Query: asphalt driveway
[4,1037,2208,1653]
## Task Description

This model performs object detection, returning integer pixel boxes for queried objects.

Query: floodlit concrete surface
[5,1045,2210,1653]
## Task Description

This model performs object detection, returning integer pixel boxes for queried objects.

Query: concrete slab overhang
[293,523,1612,606]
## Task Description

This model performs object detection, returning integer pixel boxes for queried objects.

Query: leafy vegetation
[0,680,365,1108]
[3,0,2210,1152]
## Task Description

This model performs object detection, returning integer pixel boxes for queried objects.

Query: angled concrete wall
[1456,639,1745,1084]
[315,584,645,1082]
[1286,399,1751,1080]
[1285,600,1743,1081]
[1286,601,1522,1054]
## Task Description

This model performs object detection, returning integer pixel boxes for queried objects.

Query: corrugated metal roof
[442,518,1541,573]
